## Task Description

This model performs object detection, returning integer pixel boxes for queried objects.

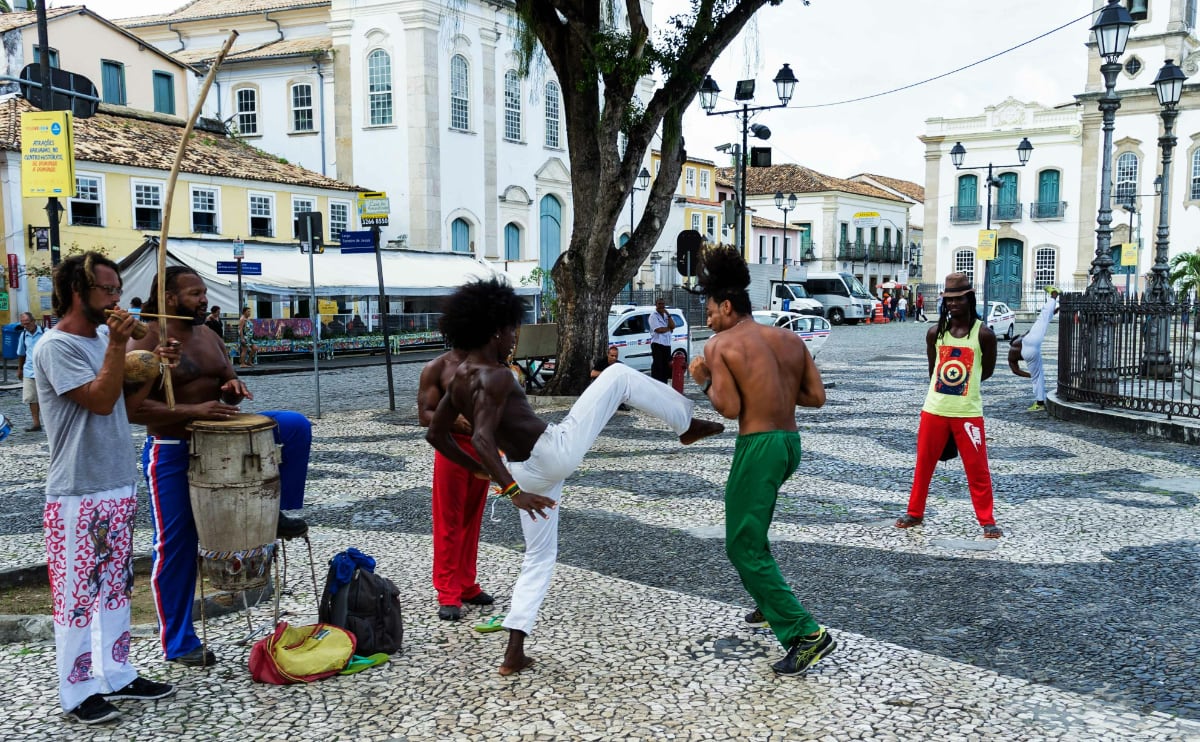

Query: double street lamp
[699,63,798,255]
[948,137,1033,312]
[774,190,797,282]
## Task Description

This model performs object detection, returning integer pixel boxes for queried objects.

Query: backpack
[318,553,404,657]
[249,622,356,684]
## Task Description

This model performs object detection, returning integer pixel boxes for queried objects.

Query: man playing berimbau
[426,278,723,676]
[125,266,312,667]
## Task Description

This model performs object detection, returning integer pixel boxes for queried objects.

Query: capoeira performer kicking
[1008,287,1059,412]
[426,278,723,676]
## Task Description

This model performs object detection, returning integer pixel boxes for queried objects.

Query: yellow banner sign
[977,229,998,261]
[1120,242,1138,267]
[21,111,75,198]
[318,299,339,316]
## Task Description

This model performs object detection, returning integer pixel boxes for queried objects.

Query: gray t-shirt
[34,326,139,497]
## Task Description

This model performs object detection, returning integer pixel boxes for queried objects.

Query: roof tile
[120,0,330,26]
[173,37,332,65]
[0,96,360,192]
[716,163,907,203]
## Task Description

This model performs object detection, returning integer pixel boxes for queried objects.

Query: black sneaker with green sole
[772,627,837,676]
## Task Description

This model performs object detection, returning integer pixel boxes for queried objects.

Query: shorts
[22,377,37,404]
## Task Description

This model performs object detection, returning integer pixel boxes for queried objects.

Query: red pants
[905,411,996,527]
[432,435,489,607]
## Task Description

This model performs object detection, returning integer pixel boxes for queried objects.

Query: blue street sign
[339,230,375,254]
[217,261,261,276]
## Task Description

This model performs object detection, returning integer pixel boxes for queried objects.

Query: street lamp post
[1084,0,1136,394]
[948,137,1033,313]
[627,166,650,303]
[774,191,797,282]
[1143,57,1187,376]
[699,64,797,257]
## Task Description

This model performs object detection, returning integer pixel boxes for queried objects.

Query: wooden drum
[187,413,281,592]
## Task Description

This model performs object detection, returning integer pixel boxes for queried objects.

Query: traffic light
[296,211,325,254]
[676,230,702,278]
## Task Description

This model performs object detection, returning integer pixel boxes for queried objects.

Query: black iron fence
[1057,292,1200,419]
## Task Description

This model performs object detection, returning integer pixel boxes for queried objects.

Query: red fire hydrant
[671,350,687,393]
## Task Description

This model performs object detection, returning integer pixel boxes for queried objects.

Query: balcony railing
[836,241,866,261]
[1030,201,1067,220]
[950,205,982,224]
[990,202,1023,222]
[869,245,904,263]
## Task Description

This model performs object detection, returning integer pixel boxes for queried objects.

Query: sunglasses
[91,284,124,296]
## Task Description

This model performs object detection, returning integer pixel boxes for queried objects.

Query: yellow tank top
[923,321,984,418]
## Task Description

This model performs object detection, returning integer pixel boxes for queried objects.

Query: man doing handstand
[687,245,835,676]
[426,278,723,676]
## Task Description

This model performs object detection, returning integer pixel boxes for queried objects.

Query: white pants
[1021,297,1057,402]
[44,485,140,712]
[502,364,694,635]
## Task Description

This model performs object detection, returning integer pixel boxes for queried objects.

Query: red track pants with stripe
[431,434,489,607]
[905,411,996,527]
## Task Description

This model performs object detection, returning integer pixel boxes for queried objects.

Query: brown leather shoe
[894,514,923,529]
[983,525,1003,539]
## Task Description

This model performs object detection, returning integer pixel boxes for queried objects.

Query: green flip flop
[473,614,506,633]
[338,652,390,675]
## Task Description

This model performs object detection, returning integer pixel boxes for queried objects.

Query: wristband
[700,378,712,395]
[501,481,520,498]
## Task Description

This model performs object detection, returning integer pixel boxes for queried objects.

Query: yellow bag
[250,622,356,684]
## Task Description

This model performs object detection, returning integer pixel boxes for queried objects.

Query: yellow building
[0,97,361,322]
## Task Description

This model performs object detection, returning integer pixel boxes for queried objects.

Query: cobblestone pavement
[1,319,1198,740]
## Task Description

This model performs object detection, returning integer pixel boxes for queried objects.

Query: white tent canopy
[118,238,537,311]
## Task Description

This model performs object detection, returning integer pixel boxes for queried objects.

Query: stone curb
[1048,391,1200,445]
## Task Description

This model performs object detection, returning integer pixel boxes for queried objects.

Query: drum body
[187,413,281,592]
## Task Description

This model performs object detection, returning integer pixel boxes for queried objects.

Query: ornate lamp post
[1086,0,1136,299]
[699,64,797,256]
[1143,58,1186,376]
[774,190,797,282]
[948,137,1033,312]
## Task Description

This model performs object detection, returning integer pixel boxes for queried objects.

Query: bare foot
[498,656,535,676]
[680,418,724,445]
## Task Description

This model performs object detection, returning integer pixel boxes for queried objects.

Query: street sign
[21,111,75,198]
[233,239,244,259]
[19,64,99,118]
[358,191,390,227]
[339,230,375,253]
[217,261,261,276]
[977,229,998,261]
[1121,242,1138,267]
[852,211,881,229]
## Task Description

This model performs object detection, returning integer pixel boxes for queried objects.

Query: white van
[800,272,873,325]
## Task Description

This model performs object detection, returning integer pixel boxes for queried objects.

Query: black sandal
[983,525,1003,539]
[894,514,923,529]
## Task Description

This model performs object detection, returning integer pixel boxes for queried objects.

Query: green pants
[725,431,819,648]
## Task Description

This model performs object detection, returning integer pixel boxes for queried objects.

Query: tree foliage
[513,0,798,393]
[1169,249,1200,299]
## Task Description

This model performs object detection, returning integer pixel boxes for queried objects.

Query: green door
[988,238,1023,308]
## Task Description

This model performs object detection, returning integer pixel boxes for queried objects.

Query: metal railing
[1057,292,1200,420]
[990,202,1023,222]
[950,205,982,224]
[1030,201,1067,219]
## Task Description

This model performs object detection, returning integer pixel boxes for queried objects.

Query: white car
[751,310,832,358]
[539,304,690,378]
[977,301,1016,340]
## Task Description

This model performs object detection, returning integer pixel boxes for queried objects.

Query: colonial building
[120,0,578,276]
[921,0,1200,307]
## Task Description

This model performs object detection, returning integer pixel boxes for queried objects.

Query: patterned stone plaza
[0,320,1197,740]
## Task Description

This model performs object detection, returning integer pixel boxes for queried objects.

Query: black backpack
[318,562,404,656]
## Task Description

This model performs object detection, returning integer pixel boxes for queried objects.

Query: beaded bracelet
[497,481,520,499]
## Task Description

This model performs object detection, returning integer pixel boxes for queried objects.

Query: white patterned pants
[43,485,140,712]
[1021,297,1058,403]
[502,363,694,635]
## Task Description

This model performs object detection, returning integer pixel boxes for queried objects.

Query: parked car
[751,310,832,358]
[539,304,690,378]
[977,301,1016,340]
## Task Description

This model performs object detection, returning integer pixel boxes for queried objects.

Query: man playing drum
[126,266,313,668]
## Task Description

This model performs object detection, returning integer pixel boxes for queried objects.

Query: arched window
[504,222,521,260]
[234,86,258,135]
[1115,152,1138,206]
[1036,170,1061,218]
[367,50,392,126]
[1191,149,1200,200]
[954,248,975,286]
[450,55,470,130]
[544,81,561,148]
[504,70,521,141]
[451,217,471,253]
[1035,247,1056,289]
[290,83,314,132]
[539,195,562,272]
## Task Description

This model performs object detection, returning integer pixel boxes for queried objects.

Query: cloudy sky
[75,0,1097,184]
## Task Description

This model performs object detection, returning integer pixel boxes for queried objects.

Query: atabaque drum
[187,413,281,592]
